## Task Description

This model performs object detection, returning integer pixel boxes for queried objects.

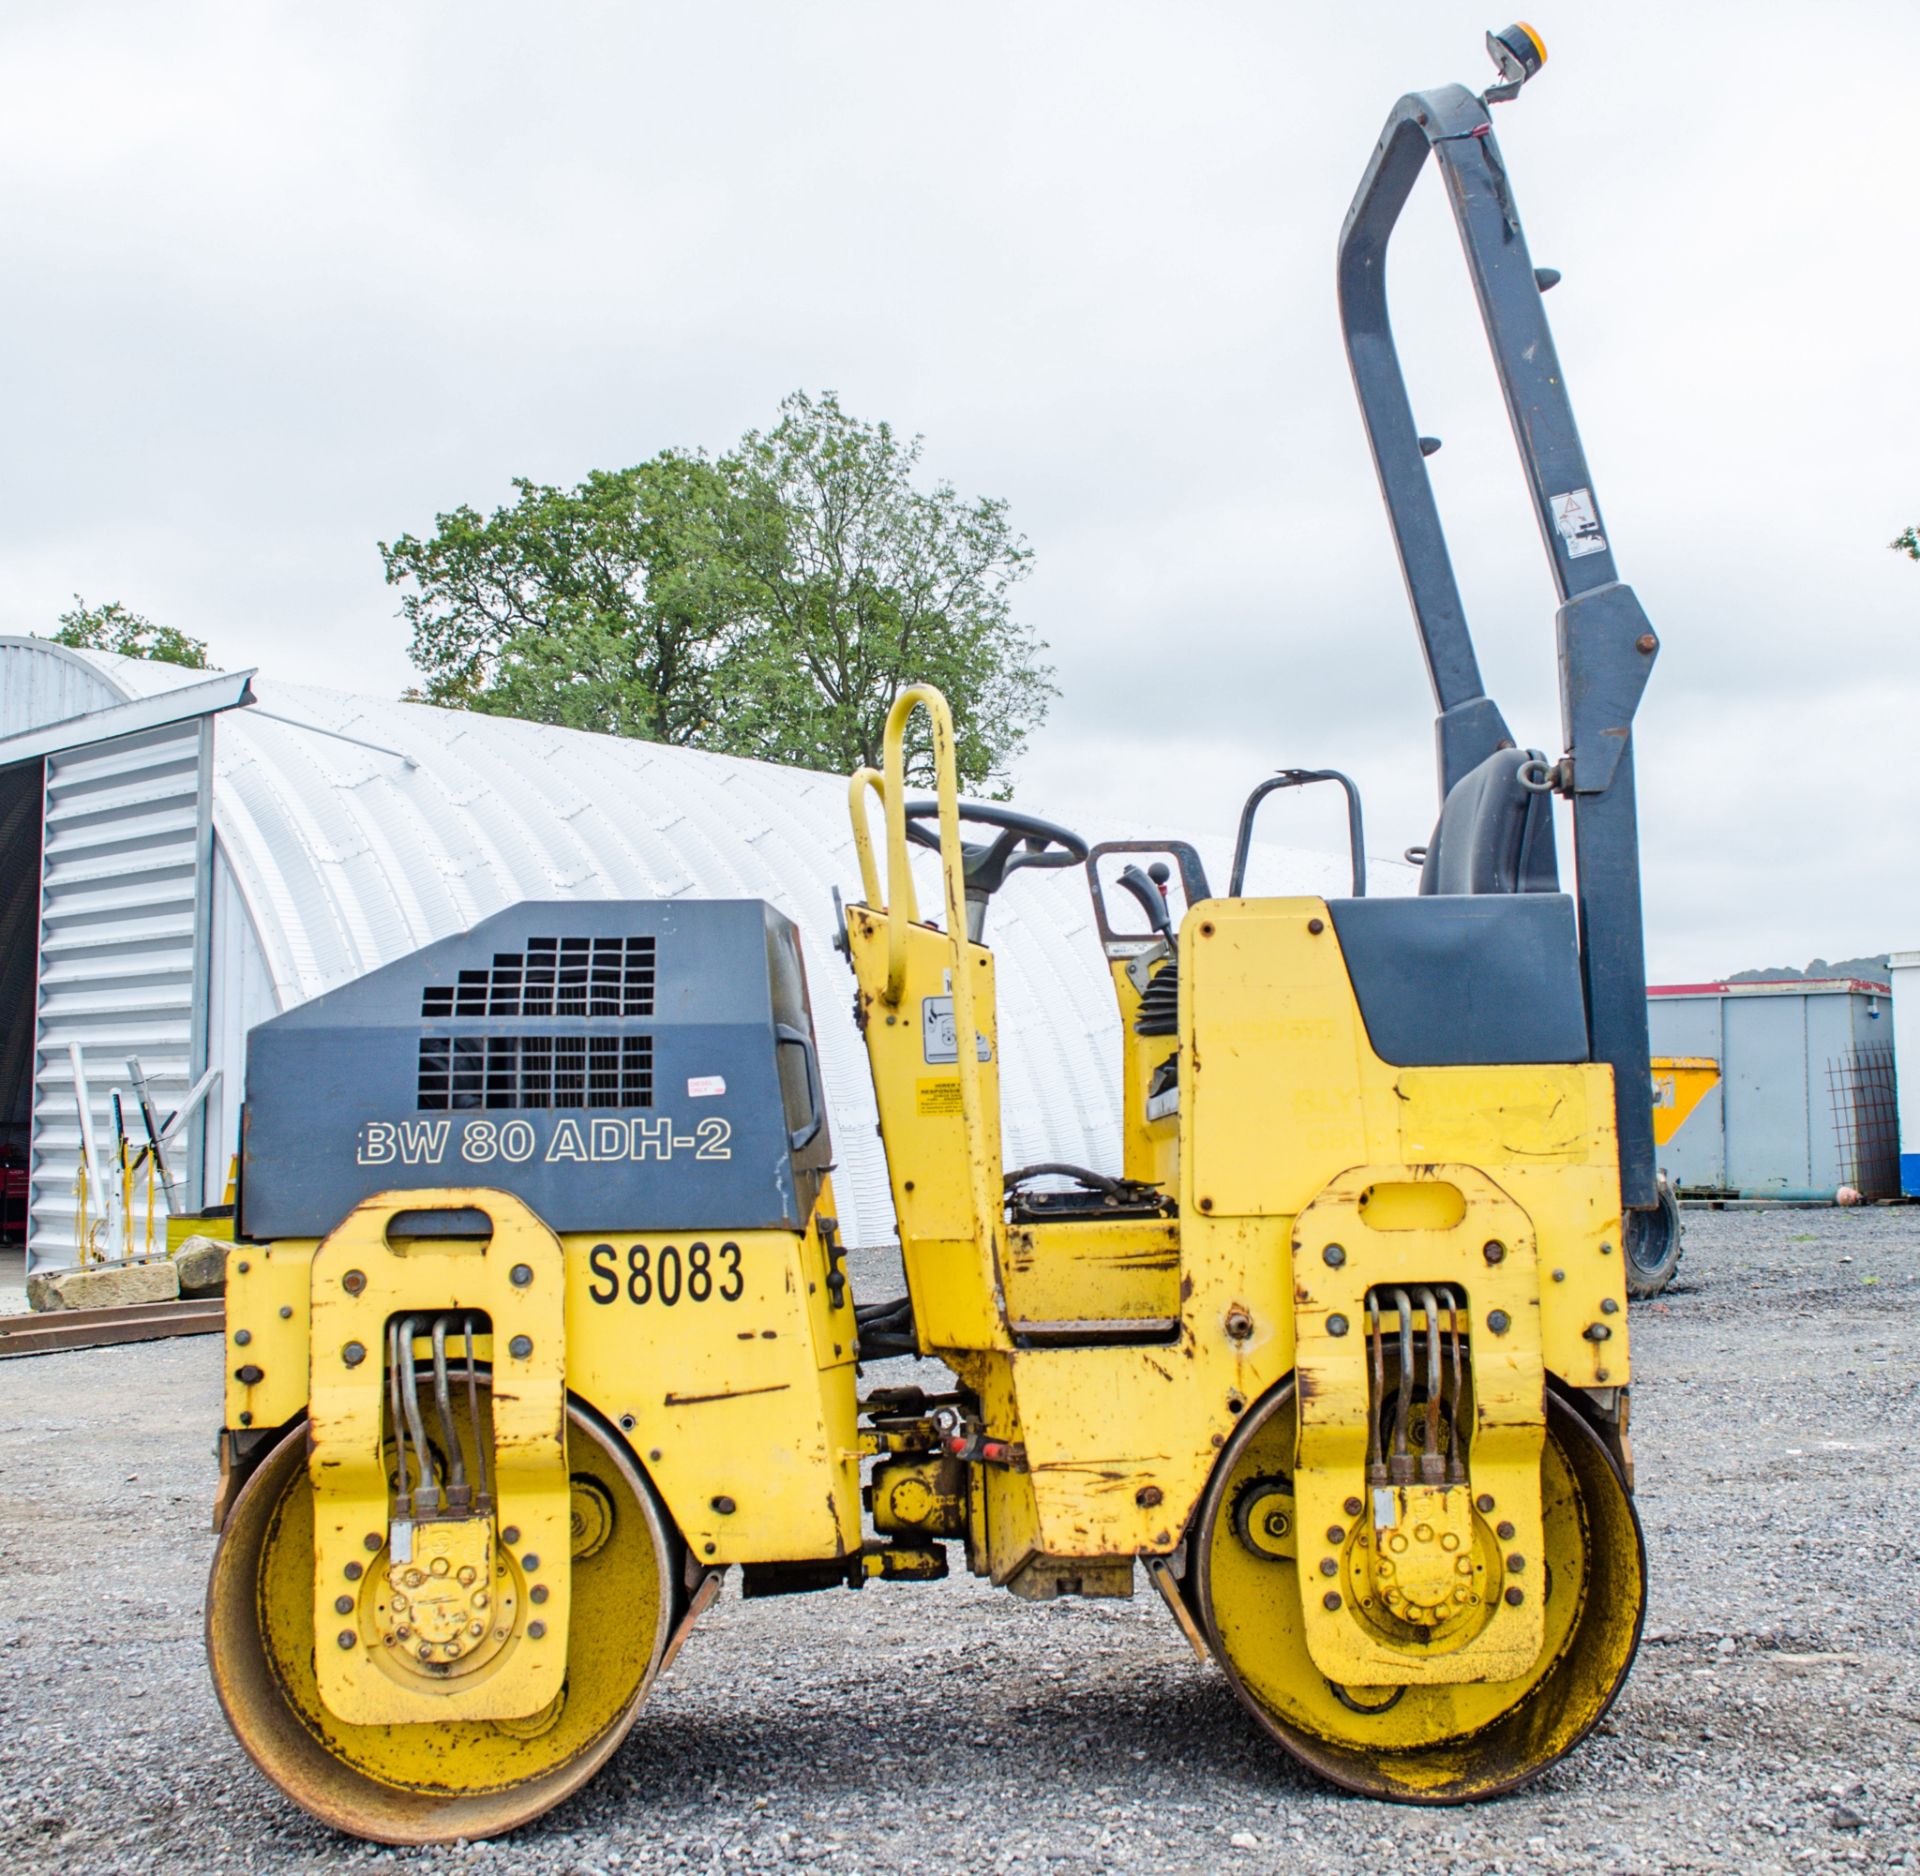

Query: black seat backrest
[1419,747,1558,896]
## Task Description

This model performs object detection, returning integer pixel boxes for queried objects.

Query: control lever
[1114,863,1173,938]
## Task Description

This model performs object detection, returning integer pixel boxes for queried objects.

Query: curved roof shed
[1,637,1367,1268]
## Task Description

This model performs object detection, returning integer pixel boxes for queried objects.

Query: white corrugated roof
[2,636,1382,1248]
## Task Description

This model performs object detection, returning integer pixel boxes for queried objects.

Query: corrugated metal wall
[27,721,211,1265]
[201,843,281,1210]
[0,769,41,1145]
[0,641,148,737]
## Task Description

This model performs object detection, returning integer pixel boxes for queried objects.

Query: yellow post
[877,685,999,1266]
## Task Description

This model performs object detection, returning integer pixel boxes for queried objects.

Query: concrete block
[26,1260,180,1312]
[174,1236,231,1297]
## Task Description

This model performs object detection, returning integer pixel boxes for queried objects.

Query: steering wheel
[901,798,1089,937]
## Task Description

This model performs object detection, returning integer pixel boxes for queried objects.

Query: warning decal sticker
[920,995,992,1066]
[1549,487,1607,559]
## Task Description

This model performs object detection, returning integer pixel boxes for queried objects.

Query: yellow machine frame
[219,678,1629,1634]
[837,688,1630,1630]
[223,1201,862,1580]
[211,680,1641,1823]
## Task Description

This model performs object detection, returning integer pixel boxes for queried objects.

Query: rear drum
[1189,1379,1643,1801]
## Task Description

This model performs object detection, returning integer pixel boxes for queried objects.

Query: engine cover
[238,899,831,1239]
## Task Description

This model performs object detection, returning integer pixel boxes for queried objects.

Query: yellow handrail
[874,686,998,1258]
[847,766,893,917]
[880,686,969,1008]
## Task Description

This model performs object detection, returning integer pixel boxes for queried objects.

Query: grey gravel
[0,1208,1915,1873]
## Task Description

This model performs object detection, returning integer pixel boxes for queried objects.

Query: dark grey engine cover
[239,899,831,1240]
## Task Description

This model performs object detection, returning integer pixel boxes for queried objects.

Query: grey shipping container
[1646,979,1896,1200]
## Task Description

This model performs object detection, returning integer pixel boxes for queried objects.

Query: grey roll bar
[1337,78,1660,1213]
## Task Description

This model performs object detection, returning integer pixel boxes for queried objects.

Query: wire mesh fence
[1827,1044,1900,1199]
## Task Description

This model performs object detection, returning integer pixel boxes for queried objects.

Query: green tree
[1893,526,1920,559]
[382,456,745,742]
[713,392,1051,789]
[49,597,211,669]
[384,393,1053,791]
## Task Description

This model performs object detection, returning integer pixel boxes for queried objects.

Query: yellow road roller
[206,27,1660,1841]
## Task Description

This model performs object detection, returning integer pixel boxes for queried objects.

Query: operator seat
[1418,747,1558,896]
[1327,745,1589,1066]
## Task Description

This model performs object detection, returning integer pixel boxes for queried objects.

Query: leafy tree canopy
[382,392,1053,791]
[1892,526,1920,559]
[49,596,211,670]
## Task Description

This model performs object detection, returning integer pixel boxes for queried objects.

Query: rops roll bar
[1336,50,1660,1210]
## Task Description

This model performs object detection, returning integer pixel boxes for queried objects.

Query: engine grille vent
[417,1034,654,1111]
[420,936,655,1020]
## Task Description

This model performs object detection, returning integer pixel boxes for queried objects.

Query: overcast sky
[4,1,1915,979]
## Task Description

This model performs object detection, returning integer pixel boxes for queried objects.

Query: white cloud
[3,0,1915,979]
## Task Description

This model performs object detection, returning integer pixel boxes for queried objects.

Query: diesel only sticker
[356,1113,732,1166]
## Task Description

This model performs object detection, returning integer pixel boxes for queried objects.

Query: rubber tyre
[1623,1177,1683,1298]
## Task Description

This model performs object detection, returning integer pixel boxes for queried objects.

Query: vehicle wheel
[1187,1378,1644,1802]
[207,1388,677,1845]
[1623,1177,1683,1298]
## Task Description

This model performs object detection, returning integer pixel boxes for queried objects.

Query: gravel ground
[0,1207,1914,1874]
